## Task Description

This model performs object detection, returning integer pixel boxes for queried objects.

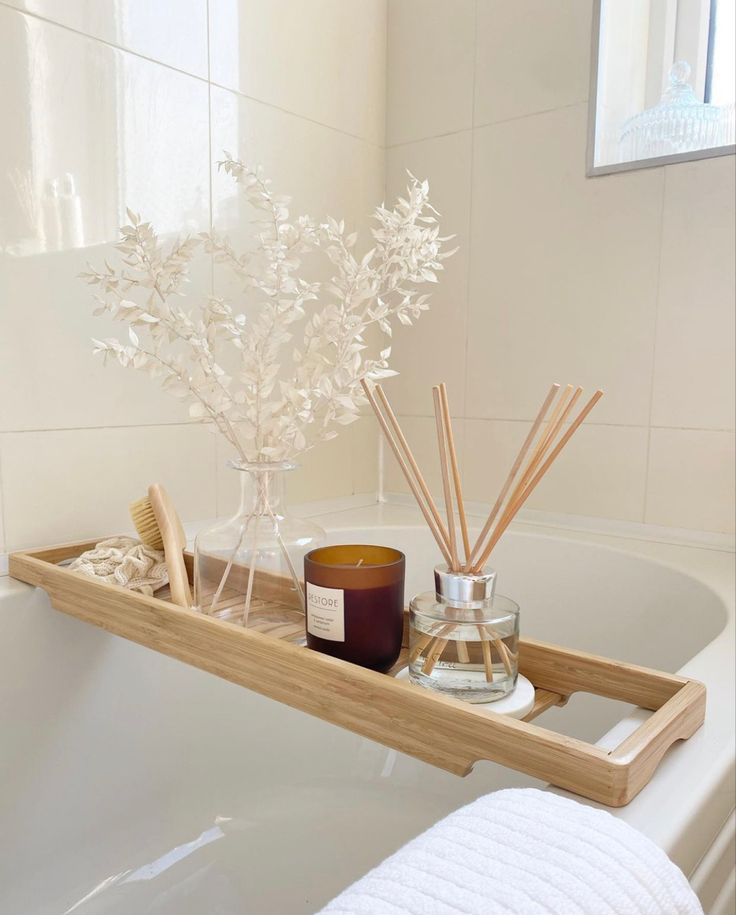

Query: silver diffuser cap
[434,564,496,605]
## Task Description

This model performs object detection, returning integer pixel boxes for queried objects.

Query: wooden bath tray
[9,538,706,807]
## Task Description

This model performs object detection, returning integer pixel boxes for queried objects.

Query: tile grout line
[471,99,589,133]
[0,421,218,435]
[385,415,736,434]
[1,419,733,435]
[385,100,589,150]
[0,1,385,150]
[388,127,475,150]
[208,81,385,148]
[643,166,670,524]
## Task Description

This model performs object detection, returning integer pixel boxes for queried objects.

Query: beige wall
[384,0,735,534]
[1,0,733,559]
[0,0,386,552]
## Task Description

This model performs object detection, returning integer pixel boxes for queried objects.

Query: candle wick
[355,559,364,567]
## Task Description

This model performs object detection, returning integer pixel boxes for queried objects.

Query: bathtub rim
[1,494,733,884]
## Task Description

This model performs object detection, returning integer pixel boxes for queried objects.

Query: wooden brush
[130,483,192,608]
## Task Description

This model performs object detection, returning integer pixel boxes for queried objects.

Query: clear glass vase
[194,461,325,642]
[409,565,519,703]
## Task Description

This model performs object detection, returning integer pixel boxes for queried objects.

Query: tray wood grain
[9,538,706,806]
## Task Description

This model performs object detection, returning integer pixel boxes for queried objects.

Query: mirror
[588,0,735,174]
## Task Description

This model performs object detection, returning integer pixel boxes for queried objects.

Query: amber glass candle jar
[304,545,405,672]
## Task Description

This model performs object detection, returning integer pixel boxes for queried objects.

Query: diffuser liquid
[408,593,520,703]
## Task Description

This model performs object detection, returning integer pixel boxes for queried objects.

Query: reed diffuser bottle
[409,566,519,702]
[363,376,603,703]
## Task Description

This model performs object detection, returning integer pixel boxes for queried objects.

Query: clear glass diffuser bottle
[409,566,519,702]
[194,461,325,642]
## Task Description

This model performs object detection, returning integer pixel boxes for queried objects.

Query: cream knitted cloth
[67,536,168,595]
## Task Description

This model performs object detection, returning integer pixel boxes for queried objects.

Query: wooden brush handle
[148,484,192,608]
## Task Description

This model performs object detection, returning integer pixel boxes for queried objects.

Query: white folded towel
[319,788,702,915]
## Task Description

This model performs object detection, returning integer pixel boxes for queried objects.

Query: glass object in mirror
[589,0,735,174]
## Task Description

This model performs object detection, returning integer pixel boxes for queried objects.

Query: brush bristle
[130,496,164,550]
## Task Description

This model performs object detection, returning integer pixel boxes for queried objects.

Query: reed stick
[484,628,514,677]
[375,384,451,551]
[473,390,604,570]
[439,383,471,568]
[361,380,453,566]
[498,384,583,529]
[436,384,471,656]
[479,633,495,681]
[433,385,459,571]
[409,623,456,664]
[363,376,602,693]
[469,384,581,574]
[467,383,560,569]
[409,633,435,665]
[422,637,449,675]
[511,385,581,499]
[375,384,469,669]
[365,380,467,675]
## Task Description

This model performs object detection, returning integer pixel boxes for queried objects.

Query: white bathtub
[1,499,733,914]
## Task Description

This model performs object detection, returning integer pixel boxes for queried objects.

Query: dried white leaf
[88,152,455,461]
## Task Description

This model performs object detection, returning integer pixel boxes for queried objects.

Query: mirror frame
[586,0,736,177]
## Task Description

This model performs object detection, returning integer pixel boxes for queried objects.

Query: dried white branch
[84,155,454,461]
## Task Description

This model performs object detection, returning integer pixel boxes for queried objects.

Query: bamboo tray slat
[9,538,706,807]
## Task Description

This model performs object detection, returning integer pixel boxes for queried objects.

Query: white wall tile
[215,430,357,515]
[461,419,531,508]
[209,86,386,492]
[3,1,733,542]
[467,105,664,427]
[464,419,648,522]
[0,8,211,253]
[0,0,389,551]
[0,8,211,431]
[383,3,734,535]
[382,413,465,502]
[385,131,472,415]
[350,416,380,495]
[386,0,475,146]
[291,434,354,504]
[210,87,384,242]
[214,416,378,515]
[0,423,217,550]
[646,428,736,533]
[209,0,387,143]
[474,0,592,127]
[3,0,209,76]
[652,157,736,431]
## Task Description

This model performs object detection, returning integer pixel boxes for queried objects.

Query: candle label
[306,582,345,642]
